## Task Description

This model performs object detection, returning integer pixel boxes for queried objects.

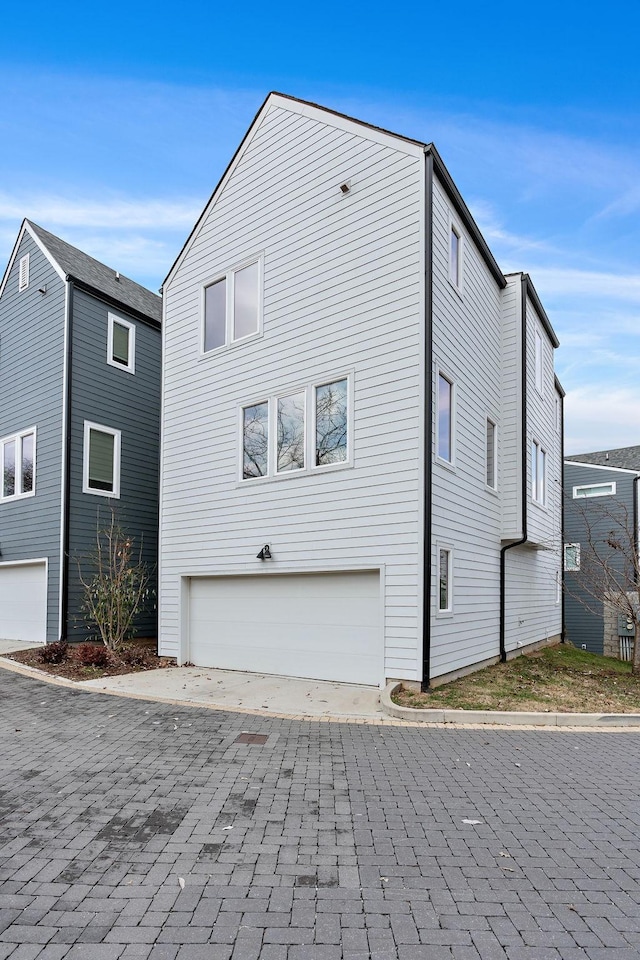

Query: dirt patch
[393,643,640,713]
[6,639,177,682]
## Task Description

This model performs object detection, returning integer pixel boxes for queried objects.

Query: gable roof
[567,445,640,472]
[25,221,162,324]
[164,91,506,290]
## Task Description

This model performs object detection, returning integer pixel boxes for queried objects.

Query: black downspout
[421,149,434,691]
[499,275,529,662]
[59,279,74,641]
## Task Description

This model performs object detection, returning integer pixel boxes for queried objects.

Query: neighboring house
[159,92,563,688]
[0,220,161,644]
[564,446,640,657]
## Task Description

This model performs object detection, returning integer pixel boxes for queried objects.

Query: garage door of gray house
[0,561,47,643]
[187,571,381,685]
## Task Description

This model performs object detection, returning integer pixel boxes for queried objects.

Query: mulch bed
[5,638,177,682]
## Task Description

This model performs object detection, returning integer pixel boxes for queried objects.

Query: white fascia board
[0,221,67,300]
[564,460,640,475]
[164,93,424,290]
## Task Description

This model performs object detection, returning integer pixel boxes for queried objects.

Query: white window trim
[535,327,544,396]
[436,543,454,616]
[448,216,463,295]
[0,427,36,502]
[572,481,616,499]
[19,254,29,291]
[82,421,121,498]
[532,439,546,506]
[435,368,456,468]
[485,416,498,492]
[107,313,136,374]
[239,374,353,483]
[200,254,264,357]
[564,543,581,572]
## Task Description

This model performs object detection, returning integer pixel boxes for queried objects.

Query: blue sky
[2,0,639,454]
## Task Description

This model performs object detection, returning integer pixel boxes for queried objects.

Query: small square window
[1,429,36,501]
[18,254,29,291]
[108,314,135,373]
[83,422,121,497]
[564,543,580,571]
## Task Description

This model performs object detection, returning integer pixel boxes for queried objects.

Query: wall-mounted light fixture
[256,544,272,560]
[339,181,351,195]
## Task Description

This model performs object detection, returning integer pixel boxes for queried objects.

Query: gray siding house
[564,447,640,657]
[0,221,161,644]
[159,93,563,688]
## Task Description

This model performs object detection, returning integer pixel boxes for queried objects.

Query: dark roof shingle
[27,221,161,324]
[567,445,640,472]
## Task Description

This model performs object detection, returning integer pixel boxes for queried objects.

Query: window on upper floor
[564,543,580,571]
[449,223,462,289]
[18,254,29,291]
[532,439,546,505]
[438,546,453,613]
[108,314,136,373]
[486,418,497,489]
[572,481,616,499]
[203,259,261,353]
[241,377,349,481]
[1,428,35,501]
[535,329,543,395]
[83,422,121,497]
[436,372,454,464]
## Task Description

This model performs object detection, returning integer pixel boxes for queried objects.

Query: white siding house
[159,93,563,688]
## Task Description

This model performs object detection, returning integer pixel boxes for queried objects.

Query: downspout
[59,279,74,641]
[499,274,528,662]
[421,148,434,691]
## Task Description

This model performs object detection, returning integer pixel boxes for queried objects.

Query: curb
[381,681,640,728]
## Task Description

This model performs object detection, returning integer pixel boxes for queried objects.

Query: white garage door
[0,561,47,643]
[188,571,381,685]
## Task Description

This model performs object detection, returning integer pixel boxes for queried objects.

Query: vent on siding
[19,254,29,291]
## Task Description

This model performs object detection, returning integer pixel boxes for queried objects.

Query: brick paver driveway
[1,671,640,959]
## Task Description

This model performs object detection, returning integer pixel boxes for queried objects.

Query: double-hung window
[83,422,121,497]
[531,440,546,505]
[204,259,261,353]
[241,377,349,480]
[108,314,136,373]
[1,428,35,501]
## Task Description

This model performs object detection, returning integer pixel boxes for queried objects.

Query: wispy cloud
[531,267,640,304]
[564,385,640,455]
[0,193,201,230]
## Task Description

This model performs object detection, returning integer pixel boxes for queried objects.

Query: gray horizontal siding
[0,232,65,641]
[66,288,161,641]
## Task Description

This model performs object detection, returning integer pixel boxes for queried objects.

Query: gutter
[59,280,74,641]
[499,274,529,662]
[421,149,434,691]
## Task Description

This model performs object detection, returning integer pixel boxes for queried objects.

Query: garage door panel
[188,571,380,685]
[0,563,47,643]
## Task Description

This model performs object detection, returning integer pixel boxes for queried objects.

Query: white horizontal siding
[429,177,504,679]
[161,101,424,683]
[500,275,522,538]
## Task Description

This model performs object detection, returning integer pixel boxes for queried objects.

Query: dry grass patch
[392,643,640,713]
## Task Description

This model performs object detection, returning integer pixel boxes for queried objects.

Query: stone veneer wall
[603,591,638,660]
